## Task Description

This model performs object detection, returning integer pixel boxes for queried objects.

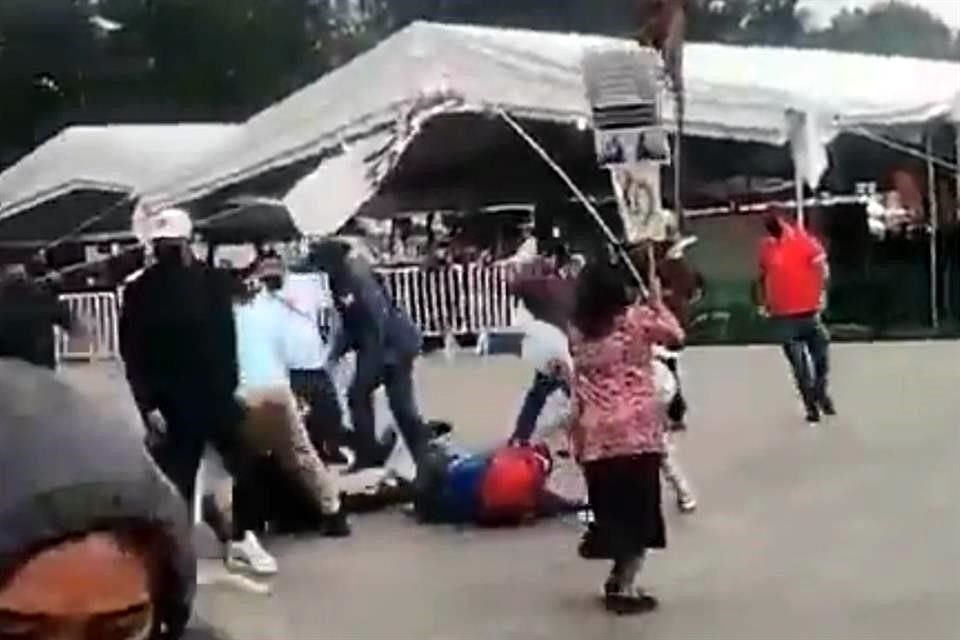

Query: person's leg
[776,317,819,420]
[511,372,565,443]
[660,433,696,513]
[150,397,206,509]
[382,359,429,465]
[206,395,279,576]
[802,315,835,415]
[348,347,386,467]
[263,386,350,536]
[291,368,348,459]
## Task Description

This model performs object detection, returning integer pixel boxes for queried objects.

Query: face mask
[153,245,184,266]
[262,276,284,292]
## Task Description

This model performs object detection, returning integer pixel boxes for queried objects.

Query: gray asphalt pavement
[64,342,960,640]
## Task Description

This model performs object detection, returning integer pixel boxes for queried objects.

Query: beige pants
[239,385,341,515]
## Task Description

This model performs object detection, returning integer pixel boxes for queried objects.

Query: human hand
[144,410,167,438]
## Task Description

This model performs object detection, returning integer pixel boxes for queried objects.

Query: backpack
[477,445,552,525]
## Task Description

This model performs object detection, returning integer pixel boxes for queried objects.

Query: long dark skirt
[579,453,666,560]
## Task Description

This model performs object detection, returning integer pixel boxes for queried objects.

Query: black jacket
[119,261,238,411]
[0,278,72,369]
[329,258,421,366]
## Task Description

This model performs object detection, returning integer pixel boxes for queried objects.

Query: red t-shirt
[758,225,825,317]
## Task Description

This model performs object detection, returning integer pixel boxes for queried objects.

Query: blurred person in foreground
[0,261,81,370]
[118,208,268,576]
[308,239,428,471]
[232,255,350,539]
[0,358,227,639]
[755,212,835,425]
[566,255,684,616]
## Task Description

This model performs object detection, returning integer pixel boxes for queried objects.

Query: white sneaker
[226,532,278,576]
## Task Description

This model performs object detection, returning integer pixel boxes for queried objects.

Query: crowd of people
[0,203,837,635]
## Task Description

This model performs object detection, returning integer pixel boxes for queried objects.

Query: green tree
[806,1,958,60]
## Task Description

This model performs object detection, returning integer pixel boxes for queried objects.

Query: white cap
[147,208,193,241]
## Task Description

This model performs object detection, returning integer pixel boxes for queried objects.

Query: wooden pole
[926,131,940,330]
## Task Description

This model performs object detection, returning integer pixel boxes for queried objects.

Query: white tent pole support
[794,164,805,228]
[926,131,940,330]
[495,108,646,293]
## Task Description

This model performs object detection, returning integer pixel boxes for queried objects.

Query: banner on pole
[610,162,668,242]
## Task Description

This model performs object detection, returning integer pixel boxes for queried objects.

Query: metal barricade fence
[56,291,121,362]
[54,263,517,362]
[377,263,515,337]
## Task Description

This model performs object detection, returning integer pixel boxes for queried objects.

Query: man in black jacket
[119,209,269,575]
[310,240,429,470]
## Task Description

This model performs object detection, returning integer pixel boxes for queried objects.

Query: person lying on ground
[0,357,227,639]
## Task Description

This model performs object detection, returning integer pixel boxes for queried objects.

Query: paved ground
[64,342,960,640]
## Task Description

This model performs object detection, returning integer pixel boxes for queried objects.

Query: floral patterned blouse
[569,302,685,463]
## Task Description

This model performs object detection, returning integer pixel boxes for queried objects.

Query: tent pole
[926,131,940,331]
[496,109,646,294]
[794,160,805,228]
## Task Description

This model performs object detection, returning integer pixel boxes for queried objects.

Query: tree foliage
[806,1,959,60]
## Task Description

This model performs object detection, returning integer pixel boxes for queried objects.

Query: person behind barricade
[118,208,270,577]
[755,210,835,424]
[232,255,351,541]
[0,261,80,370]
[567,255,684,616]
[308,239,429,471]
[0,358,229,640]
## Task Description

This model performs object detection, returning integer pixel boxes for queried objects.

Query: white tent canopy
[133,21,960,235]
[2,22,958,239]
[0,124,240,220]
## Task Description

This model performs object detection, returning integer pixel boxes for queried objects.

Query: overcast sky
[800,0,960,29]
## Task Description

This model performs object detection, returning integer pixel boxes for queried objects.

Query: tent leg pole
[926,132,940,331]
[795,163,805,228]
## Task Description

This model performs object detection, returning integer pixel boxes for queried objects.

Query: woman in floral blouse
[567,257,684,615]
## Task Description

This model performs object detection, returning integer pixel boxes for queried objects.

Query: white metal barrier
[56,292,121,362]
[55,263,517,361]
[377,263,516,337]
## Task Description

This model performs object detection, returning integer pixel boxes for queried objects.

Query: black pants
[348,352,428,466]
[290,368,346,452]
[149,390,261,541]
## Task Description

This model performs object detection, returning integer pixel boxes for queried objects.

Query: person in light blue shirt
[232,260,351,542]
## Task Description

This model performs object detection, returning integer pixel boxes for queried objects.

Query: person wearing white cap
[118,207,272,575]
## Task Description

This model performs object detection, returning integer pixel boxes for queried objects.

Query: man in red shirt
[756,213,835,424]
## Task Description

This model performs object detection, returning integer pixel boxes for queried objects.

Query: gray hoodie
[0,359,197,639]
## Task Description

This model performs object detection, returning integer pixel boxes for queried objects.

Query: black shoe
[319,511,352,538]
[604,591,659,615]
[819,396,837,417]
[805,406,821,425]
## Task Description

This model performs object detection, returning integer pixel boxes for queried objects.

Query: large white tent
[130,21,960,237]
[1,21,958,241]
[0,124,240,220]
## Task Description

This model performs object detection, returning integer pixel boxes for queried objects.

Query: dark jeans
[773,313,831,410]
[148,390,259,541]
[511,371,569,443]
[290,368,346,451]
[348,352,428,466]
